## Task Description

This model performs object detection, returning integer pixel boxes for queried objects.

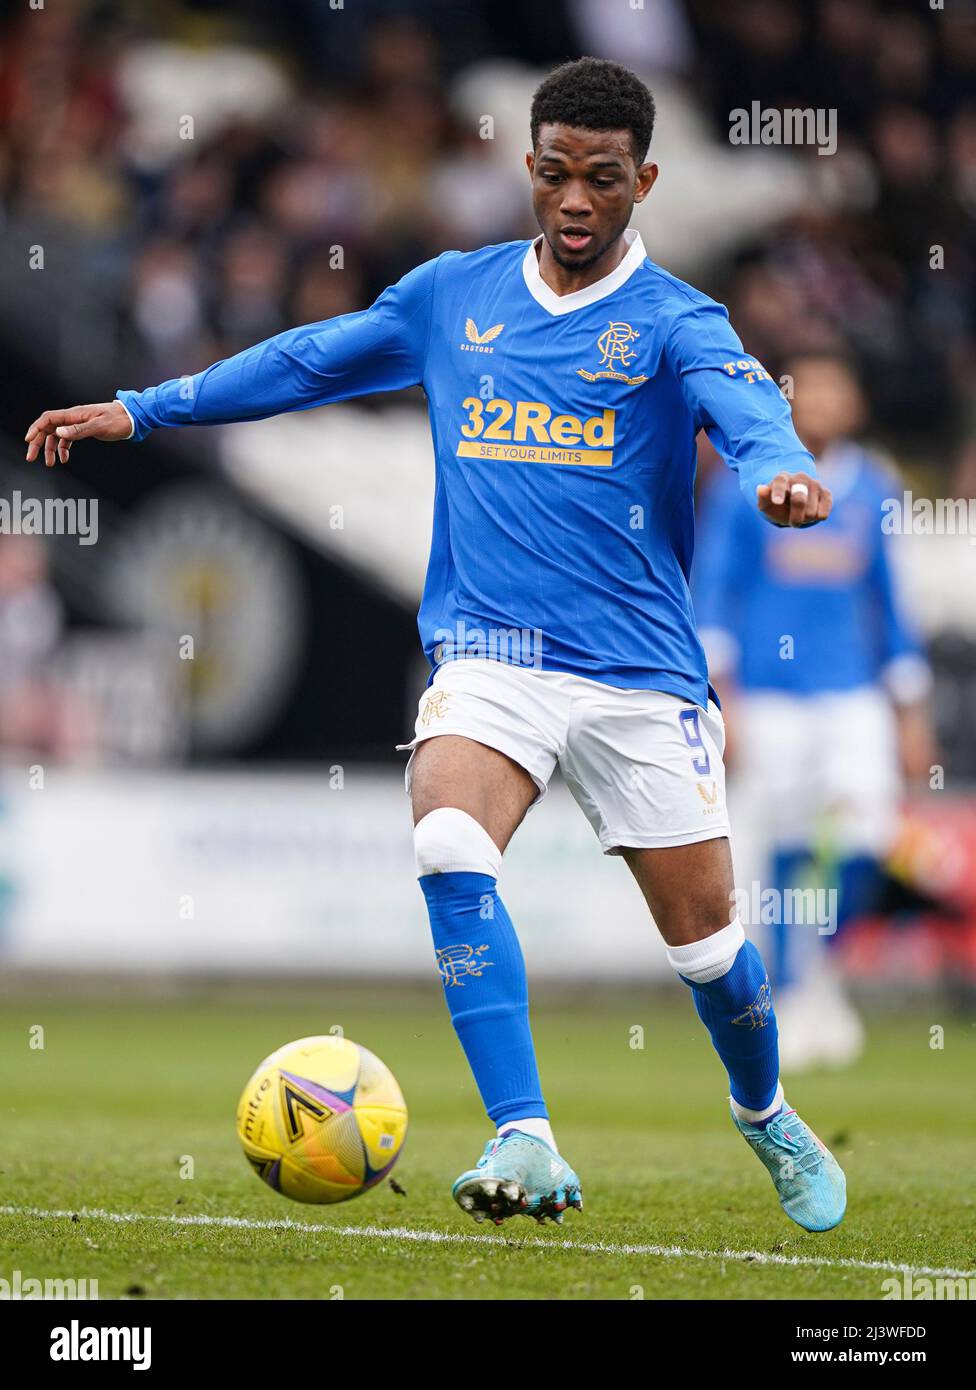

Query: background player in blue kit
[695,350,936,1072]
[24,59,847,1232]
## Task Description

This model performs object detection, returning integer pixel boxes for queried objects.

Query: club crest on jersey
[577,321,649,386]
[461,318,504,353]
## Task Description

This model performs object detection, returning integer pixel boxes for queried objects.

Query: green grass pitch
[2,984,973,1300]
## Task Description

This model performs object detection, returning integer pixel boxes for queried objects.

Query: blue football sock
[419,870,548,1126]
[680,939,780,1113]
[836,854,883,935]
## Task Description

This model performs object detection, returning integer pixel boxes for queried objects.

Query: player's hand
[25,401,132,466]
[756,471,831,528]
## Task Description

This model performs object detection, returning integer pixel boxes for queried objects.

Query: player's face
[527,124,657,273]
[789,359,866,454]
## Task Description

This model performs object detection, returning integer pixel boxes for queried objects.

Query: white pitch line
[2,1204,973,1281]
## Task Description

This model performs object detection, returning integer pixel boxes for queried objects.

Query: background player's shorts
[734,686,900,857]
[397,658,730,854]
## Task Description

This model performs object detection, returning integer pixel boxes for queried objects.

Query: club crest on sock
[435,943,494,987]
[732,978,772,1029]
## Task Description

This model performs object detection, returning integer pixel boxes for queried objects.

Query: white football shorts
[734,686,900,856]
[397,658,730,854]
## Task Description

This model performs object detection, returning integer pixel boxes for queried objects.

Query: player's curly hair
[530,57,656,163]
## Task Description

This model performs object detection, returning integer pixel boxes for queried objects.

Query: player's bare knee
[659,909,736,947]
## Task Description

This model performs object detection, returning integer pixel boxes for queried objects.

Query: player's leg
[561,686,845,1230]
[411,729,536,848]
[622,837,781,1118]
[624,836,845,1232]
[412,731,546,1139]
[801,688,902,1065]
[737,690,870,1071]
[400,662,581,1223]
[733,691,819,997]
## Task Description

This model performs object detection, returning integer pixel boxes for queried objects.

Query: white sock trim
[665,918,746,983]
[730,1082,785,1125]
[498,1117,556,1149]
[414,807,502,879]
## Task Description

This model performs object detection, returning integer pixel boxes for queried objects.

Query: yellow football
[236,1035,407,1204]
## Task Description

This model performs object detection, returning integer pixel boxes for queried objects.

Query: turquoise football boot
[452,1130,583,1226]
[731,1102,847,1232]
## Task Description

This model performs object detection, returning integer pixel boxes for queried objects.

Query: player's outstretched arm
[666,303,833,530]
[25,258,439,455]
[756,470,832,528]
[25,401,133,466]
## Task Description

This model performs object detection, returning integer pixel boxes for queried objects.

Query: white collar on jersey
[522,227,648,316]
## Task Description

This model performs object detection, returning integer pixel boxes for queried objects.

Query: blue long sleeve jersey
[692,444,929,699]
[118,230,813,707]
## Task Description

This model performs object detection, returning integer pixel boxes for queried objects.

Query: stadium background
[1,0,975,986]
[2,0,976,1307]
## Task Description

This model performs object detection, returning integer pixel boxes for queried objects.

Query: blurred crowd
[0,0,973,461]
[689,0,976,451]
